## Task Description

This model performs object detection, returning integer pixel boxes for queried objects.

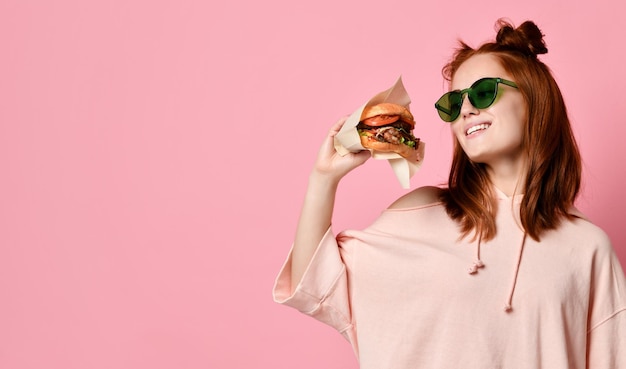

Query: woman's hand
[311,116,371,184]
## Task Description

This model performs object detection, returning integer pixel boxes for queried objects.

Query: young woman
[273,19,626,368]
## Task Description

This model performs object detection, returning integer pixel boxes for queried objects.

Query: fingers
[355,148,372,161]
[322,116,371,162]
[311,115,374,182]
[320,116,348,153]
[328,116,349,137]
[352,148,372,167]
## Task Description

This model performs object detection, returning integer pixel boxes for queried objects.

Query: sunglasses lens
[435,78,515,122]
[435,92,463,122]
[469,78,498,109]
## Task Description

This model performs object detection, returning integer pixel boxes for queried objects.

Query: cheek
[511,105,528,137]
[450,123,464,140]
[510,98,528,125]
[450,125,469,151]
[495,99,527,135]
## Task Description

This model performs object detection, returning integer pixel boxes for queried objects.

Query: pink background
[1,0,625,368]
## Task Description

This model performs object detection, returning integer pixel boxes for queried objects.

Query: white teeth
[466,124,490,136]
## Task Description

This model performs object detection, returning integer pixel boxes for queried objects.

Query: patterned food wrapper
[334,76,425,189]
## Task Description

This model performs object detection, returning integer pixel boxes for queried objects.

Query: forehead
[451,54,511,90]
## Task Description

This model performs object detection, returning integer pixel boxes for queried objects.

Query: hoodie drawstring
[468,232,528,313]
[468,236,485,274]
[504,232,527,312]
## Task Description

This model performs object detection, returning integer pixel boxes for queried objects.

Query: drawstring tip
[504,304,512,312]
[468,260,485,274]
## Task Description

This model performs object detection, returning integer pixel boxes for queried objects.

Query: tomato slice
[362,114,399,127]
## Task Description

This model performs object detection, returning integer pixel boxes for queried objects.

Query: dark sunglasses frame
[435,77,518,122]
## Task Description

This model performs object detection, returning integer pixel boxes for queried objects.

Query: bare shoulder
[387,185,444,210]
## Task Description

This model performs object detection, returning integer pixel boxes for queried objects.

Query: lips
[466,123,491,136]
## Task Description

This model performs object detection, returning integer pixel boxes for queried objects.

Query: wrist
[307,172,341,201]
[309,169,341,189]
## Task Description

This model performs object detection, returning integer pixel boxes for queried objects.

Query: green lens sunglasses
[434,77,518,122]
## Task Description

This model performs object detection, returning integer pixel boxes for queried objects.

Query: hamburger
[357,103,420,159]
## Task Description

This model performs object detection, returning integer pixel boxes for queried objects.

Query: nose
[459,94,478,119]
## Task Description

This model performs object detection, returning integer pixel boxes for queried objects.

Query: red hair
[439,19,582,241]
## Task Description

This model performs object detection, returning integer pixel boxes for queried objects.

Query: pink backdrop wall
[1,0,625,368]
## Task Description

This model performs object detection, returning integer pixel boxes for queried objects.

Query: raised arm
[290,117,371,289]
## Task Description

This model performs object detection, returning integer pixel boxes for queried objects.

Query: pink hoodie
[274,190,626,368]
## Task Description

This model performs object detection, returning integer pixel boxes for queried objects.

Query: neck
[485,158,526,197]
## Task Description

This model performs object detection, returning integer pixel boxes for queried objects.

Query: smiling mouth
[466,123,491,136]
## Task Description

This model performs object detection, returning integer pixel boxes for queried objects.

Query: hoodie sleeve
[586,241,626,368]
[272,227,356,344]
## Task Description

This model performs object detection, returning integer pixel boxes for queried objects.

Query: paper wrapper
[334,76,425,189]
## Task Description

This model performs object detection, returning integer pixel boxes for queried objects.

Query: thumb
[353,149,372,165]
